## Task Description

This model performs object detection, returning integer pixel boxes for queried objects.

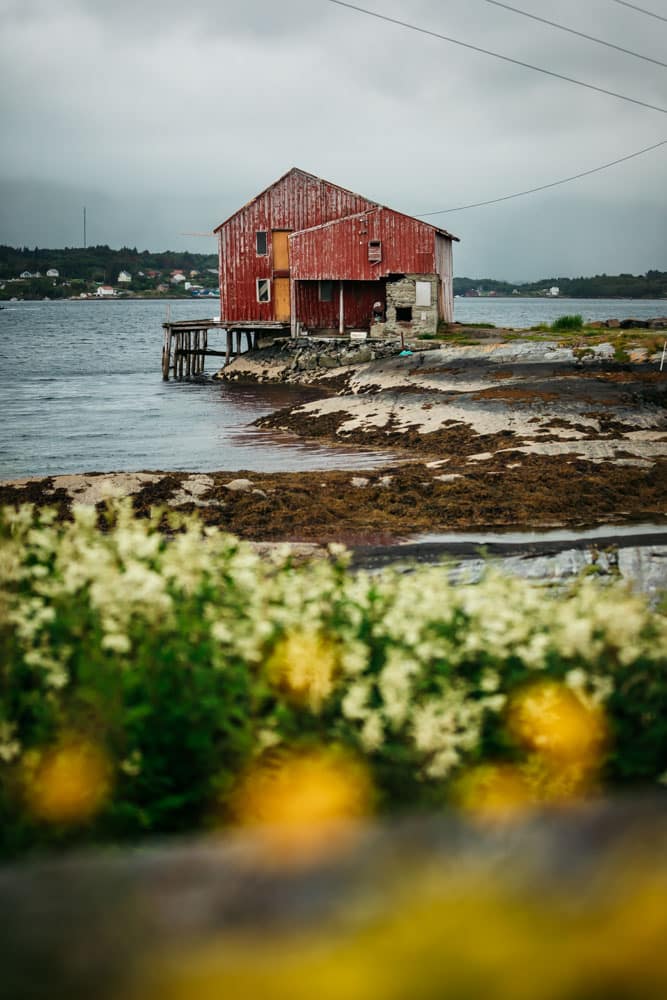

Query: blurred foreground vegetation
[1,502,666,859]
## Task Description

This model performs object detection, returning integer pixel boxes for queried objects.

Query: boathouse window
[415,282,432,307]
[396,306,412,322]
[319,280,333,302]
[256,231,268,256]
[256,278,271,303]
[368,240,382,263]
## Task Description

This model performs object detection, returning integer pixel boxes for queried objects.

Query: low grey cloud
[1,0,665,278]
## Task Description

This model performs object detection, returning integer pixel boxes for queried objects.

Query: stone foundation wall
[217,337,401,383]
[373,274,440,338]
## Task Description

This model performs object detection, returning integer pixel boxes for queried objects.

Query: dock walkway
[161,319,289,380]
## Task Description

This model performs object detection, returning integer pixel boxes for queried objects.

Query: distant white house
[96,285,116,297]
[547,287,560,298]
[20,270,32,279]
[117,270,132,284]
[170,273,187,285]
[46,268,59,278]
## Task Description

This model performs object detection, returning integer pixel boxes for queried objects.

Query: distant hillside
[0,245,218,283]
[2,246,665,300]
[454,272,667,299]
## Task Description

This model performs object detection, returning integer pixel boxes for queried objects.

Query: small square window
[319,280,333,302]
[395,306,412,322]
[256,231,268,256]
[257,278,271,303]
[369,240,382,263]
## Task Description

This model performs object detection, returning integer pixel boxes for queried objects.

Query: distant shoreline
[3,294,666,304]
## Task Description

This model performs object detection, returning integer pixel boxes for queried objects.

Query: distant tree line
[1,246,664,299]
[454,271,667,299]
[0,245,218,284]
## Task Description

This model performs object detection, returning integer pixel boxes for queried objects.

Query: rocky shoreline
[1,333,665,586]
[216,333,667,465]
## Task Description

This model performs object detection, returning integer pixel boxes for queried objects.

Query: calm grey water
[1,298,665,481]
[0,300,393,481]
[455,296,666,328]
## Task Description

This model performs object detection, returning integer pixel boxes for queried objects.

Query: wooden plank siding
[435,233,455,324]
[216,169,376,324]
[214,168,459,332]
[296,281,385,332]
[289,208,439,282]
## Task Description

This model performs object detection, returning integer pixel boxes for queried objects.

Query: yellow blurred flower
[455,763,533,822]
[266,630,339,713]
[507,680,608,766]
[24,739,111,825]
[231,749,372,865]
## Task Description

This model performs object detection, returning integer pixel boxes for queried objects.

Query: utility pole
[83,206,87,249]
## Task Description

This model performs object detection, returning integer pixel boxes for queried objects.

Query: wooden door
[272,231,290,272]
[272,230,291,322]
[274,278,291,322]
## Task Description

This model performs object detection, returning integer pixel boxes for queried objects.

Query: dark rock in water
[620,318,646,329]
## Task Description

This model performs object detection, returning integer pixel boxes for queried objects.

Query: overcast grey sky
[0,0,665,279]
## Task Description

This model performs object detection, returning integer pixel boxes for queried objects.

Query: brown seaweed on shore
[2,457,664,544]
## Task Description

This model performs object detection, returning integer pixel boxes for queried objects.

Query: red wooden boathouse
[214,168,459,339]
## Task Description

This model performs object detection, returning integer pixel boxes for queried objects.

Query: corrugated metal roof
[214,167,377,233]
[214,167,459,242]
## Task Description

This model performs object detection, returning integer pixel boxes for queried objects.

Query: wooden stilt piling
[162,329,170,381]
[162,319,288,378]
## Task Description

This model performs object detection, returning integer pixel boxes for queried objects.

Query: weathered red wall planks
[216,169,375,324]
[214,168,457,328]
[296,281,384,331]
[290,208,438,282]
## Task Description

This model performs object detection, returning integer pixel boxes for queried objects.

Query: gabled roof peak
[214,168,458,241]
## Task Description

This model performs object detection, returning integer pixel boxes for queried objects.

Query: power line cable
[326,0,667,113]
[416,138,667,215]
[611,0,667,24]
[482,0,667,68]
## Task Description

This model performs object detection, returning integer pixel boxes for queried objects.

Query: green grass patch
[550,315,584,332]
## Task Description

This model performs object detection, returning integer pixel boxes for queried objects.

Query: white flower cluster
[1,503,666,787]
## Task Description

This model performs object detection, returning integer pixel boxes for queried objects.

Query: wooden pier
[161,319,288,381]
